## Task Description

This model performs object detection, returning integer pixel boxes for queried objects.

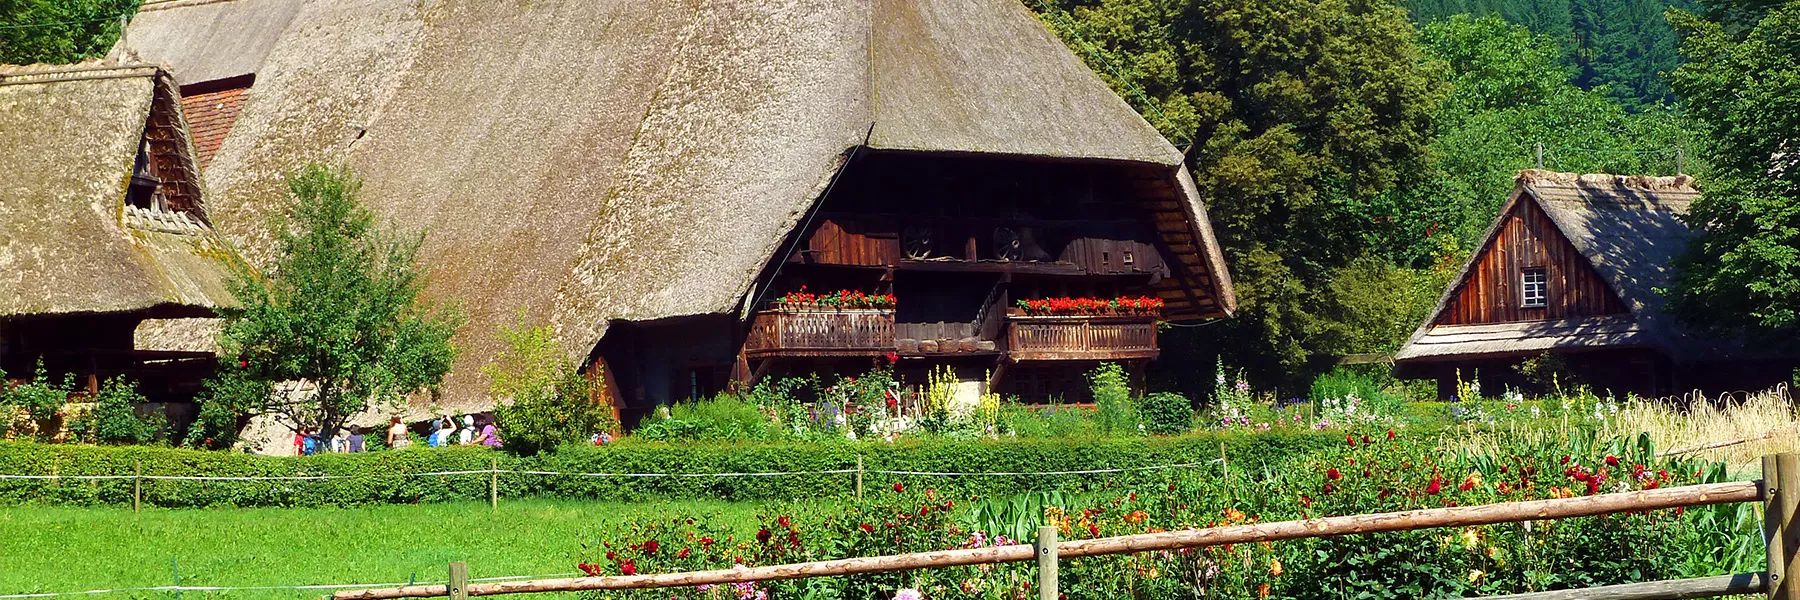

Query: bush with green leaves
[633,395,775,443]
[1137,392,1193,435]
[1,361,75,440]
[69,377,162,445]
[1087,363,1139,435]
[485,318,617,455]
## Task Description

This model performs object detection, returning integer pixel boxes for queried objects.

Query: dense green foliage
[192,165,460,448]
[0,362,73,440]
[486,318,617,455]
[1407,0,1693,106]
[1136,392,1195,434]
[1666,3,1800,342]
[67,377,162,445]
[0,433,1337,507]
[0,0,135,64]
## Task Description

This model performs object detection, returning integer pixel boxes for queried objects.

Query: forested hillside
[1407,0,1693,106]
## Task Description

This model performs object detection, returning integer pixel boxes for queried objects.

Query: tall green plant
[191,164,460,448]
[2,361,74,441]
[486,317,615,454]
[1088,363,1139,436]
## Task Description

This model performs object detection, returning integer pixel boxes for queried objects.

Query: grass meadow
[0,500,771,600]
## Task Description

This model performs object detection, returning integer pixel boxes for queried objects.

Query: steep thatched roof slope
[0,63,237,318]
[123,0,304,86]
[1395,170,1702,363]
[869,0,1180,164]
[127,0,1232,407]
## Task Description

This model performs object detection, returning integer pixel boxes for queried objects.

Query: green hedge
[0,432,1337,507]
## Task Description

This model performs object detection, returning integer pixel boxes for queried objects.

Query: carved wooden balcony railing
[744,310,896,357]
[1006,315,1159,361]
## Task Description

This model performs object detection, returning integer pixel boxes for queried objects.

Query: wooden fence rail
[335,478,1771,600]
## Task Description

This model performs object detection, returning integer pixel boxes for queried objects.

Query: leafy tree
[0,0,138,65]
[485,317,616,455]
[1666,4,1800,342]
[1031,0,1445,388]
[1422,14,1702,247]
[189,164,460,448]
[70,376,161,445]
[1405,0,1694,106]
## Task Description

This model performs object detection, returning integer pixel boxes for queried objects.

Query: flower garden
[1,360,1794,600]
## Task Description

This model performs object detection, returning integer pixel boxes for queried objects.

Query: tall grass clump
[1600,384,1797,468]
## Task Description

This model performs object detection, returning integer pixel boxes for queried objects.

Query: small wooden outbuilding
[1394,170,1788,398]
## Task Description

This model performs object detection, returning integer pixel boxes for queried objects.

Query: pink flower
[894,589,922,600]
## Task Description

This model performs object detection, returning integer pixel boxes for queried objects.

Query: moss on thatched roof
[0,62,238,319]
[124,0,1233,407]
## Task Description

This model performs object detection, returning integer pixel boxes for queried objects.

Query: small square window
[1521,268,1548,308]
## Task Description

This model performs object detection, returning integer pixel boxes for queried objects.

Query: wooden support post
[1036,526,1057,600]
[1771,454,1800,600]
[448,562,469,600]
[134,460,142,514]
[855,455,864,502]
[489,458,499,513]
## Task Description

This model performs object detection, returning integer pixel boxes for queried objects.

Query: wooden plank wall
[1436,198,1629,325]
[803,219,900,266]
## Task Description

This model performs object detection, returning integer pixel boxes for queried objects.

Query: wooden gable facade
[1436,192,1628,326]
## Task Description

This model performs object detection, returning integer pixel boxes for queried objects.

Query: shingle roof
[0,62,238,318]
[124,0,1235,408]
[1395,170,1704,363]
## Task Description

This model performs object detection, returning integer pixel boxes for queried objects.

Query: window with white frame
[1521,268,1548,308]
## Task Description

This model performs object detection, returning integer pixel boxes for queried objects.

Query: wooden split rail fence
[336,453,1800,600]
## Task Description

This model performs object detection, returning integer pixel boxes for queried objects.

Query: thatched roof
[1395,170,1703,363]
[122,0,304,86]
[0,62,238,319]
[124,0,1234,408]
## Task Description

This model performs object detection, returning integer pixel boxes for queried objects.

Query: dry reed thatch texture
[123,0,1235,411]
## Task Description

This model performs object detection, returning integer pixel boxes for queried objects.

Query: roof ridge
[0,61,161,86]
[138,0,245,12]
[1517,168,1697,193]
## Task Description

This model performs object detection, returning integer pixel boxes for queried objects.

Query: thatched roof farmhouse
[121,0,1237,419]
[0,62,237,401]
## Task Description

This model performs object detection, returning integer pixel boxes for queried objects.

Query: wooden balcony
[744,310,895,357]
[1006,315,1159,361]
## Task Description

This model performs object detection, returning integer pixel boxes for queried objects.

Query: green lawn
[0,500,772,600]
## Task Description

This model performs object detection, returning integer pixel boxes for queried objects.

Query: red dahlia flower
[643,540,659,554]
[620,560,636,576]
[778,515,792,529]
[756,528,772,544]
[1326,468,1342,480]
[1346,435,1357,447]
[893,482,904,493]
[676,548,690,559]
[1426,473,1443,495]
[1386,429,1395,441]
[1605,455,1620,467]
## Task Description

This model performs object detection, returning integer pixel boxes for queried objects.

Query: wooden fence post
[856,455,864,502]
[489,458,498,513]
[448,562,469,600]
[133,460,141,514]
[1771,454,1799,600]
[1036,525,1057,600]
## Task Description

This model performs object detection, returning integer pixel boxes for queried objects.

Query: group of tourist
[290,415,501,455]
